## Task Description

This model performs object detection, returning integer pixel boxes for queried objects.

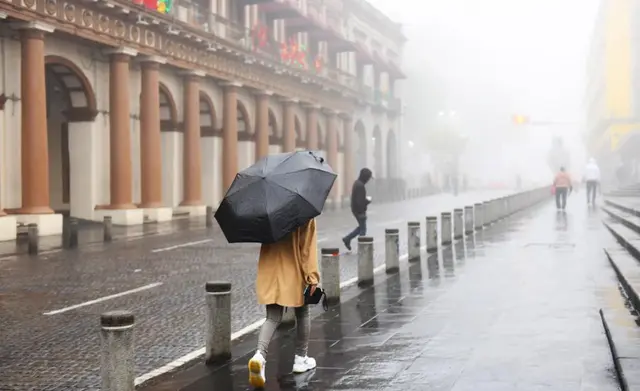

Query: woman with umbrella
[248,218,319,387]
[214,151,336,388]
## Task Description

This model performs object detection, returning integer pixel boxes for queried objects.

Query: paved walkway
[145,200,623,391]
[0,190,511,391]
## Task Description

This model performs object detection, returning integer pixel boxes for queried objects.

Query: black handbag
[304,286,329,311]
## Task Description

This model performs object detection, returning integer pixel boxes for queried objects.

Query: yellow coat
[256,219,320,308]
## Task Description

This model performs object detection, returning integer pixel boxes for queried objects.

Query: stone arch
[294,115,304,148]
[159,82,178,131]
[45,55,97,122]
[199,91,217,136]
[373,126,383,177]
[386,129,398,178]
[237,99,252,141]
[354,120,367,172]
[268,108,281,145]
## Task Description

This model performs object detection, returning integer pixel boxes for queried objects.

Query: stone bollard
[206,206,214,228]
[426,216,438,253]
[385,229,400,273]
[205,281,232,363]
[27,224,39,255]
[464,206,474,235]
[441,212,452,246]
[483,201,492,226]
[100,310,135,391]
[321,248,341,303]
[357,236,374,287]
[453,209,464,240]
[63,218,79,249]
[407,222,421,262]
[474,203,484,230]
[103,216,113,242]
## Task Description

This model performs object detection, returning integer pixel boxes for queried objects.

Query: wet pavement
[144,200,623,391]
[0,190,512,391]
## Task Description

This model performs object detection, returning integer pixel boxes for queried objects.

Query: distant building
[585,0,640,186]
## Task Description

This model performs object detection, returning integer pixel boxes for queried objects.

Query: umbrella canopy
[215,151,337,244]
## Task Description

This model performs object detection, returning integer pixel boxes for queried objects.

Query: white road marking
[317,237,328,243]
[43,282,163,316]
[151,239,212,253]
[374,219,404,227]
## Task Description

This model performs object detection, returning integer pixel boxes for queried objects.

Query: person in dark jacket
[342,168,373,251]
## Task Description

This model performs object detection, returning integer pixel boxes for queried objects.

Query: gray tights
[256,304,310,357]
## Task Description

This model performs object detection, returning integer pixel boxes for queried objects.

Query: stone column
[138,56,165,208]
[106,47,138,209]
[180,71,204,206]
[305,104,319,151]
[254,90,271,160]
[17,22,55,214]
[341,114,354,194]
[282,98,297,152]
[326,110,339,202]
[222,82,241,192]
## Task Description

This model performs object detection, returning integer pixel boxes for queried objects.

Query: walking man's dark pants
[586,180,598,204]
[555,187,568,209]
[343,216,366,250]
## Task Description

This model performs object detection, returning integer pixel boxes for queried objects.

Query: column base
[174,205,207,217]
[144,207,173,223]
[15,213,63,236]
[95,209,144,226]
[0,215,17,242]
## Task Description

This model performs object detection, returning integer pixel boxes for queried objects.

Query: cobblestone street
[0,190,510,391]
[144,199,623,391]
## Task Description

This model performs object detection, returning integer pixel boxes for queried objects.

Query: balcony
[113,0,363,94]
[259,0,305,19]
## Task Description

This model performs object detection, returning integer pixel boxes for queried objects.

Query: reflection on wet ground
[145,201,622,390]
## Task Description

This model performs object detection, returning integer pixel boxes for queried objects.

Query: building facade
[585,0,640,186]
[0,0,406,239]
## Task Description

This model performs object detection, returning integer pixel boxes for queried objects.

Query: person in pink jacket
[553,167,573,210]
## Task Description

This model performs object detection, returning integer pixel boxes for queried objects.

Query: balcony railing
[124,0,362,94]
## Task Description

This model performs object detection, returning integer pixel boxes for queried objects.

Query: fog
[369,0,600,188]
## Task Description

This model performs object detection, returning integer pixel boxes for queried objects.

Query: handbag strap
[321,289,328,311]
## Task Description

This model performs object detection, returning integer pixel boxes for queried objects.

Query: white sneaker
[248,351,266,388]
[292,354,316,373]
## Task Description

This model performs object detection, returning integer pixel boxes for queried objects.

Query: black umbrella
[215,151,337,244]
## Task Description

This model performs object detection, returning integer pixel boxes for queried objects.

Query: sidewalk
[144,201,622,391]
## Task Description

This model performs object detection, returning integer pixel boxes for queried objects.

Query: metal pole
[321,248,341,303]
[407,222,420,262]
[464,206,474,235]
[27,224,38,255]
[357,236,374,287]
[100,310,135,391]
[441,212,452,246]
[103,216,113,242]
[205,281,232,364]
[426,216,438,253]
[453,209,463,240]
[385,229,399,273]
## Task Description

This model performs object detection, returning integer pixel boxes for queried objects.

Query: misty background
[369,0,600,187]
